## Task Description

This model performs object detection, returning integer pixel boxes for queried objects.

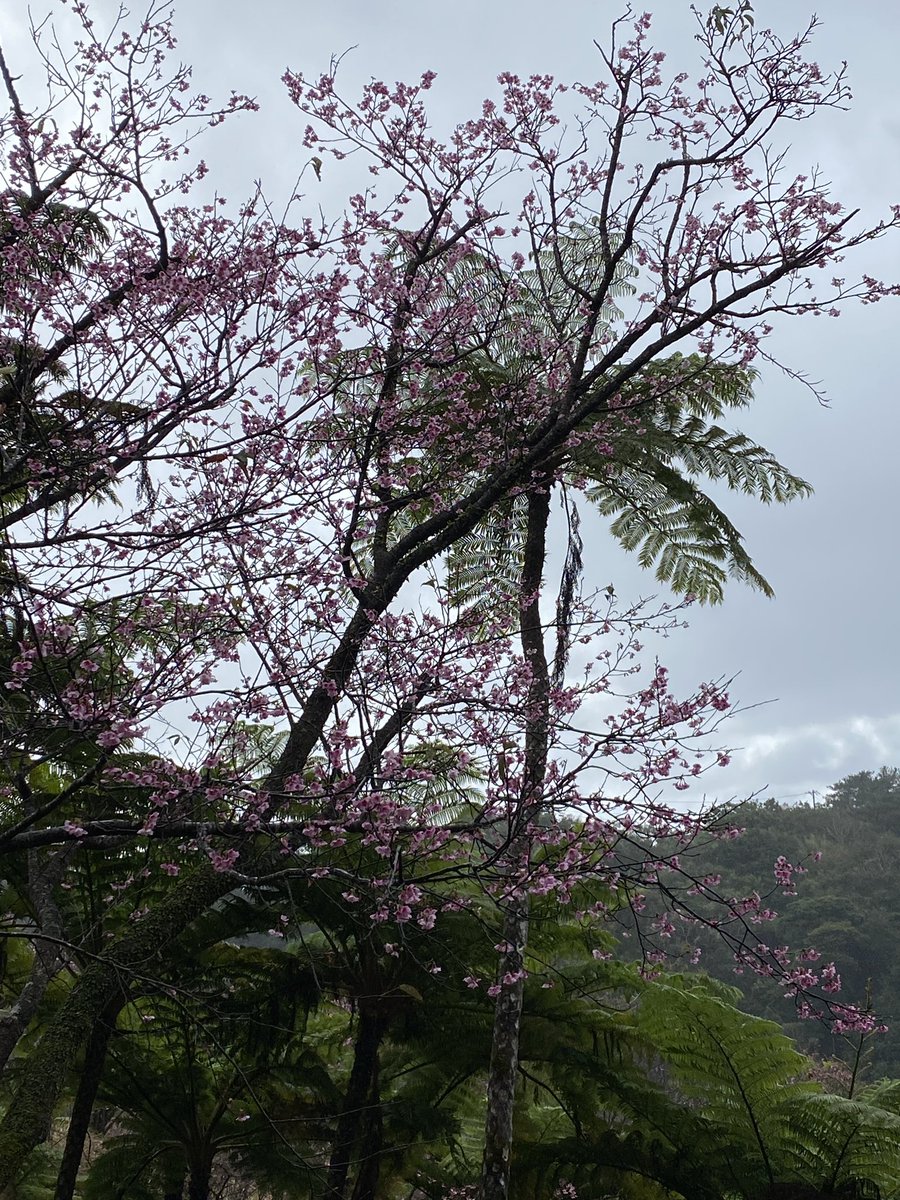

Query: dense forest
[642,767,900,1080]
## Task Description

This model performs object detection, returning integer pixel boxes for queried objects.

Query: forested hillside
[634,768,900,1080]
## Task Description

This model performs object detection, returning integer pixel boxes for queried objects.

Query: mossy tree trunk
[0,847,74,1076]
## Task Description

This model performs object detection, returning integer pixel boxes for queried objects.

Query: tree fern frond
[776,1091,900,1196]
[636,981,813,1176]
[395,740,486,823]
[617,352,758,420]
[612,408,812,506]
[588,455,777,602]
[860,1078,900,1115]
[444,494,528,623]
[81,1135,179,1200]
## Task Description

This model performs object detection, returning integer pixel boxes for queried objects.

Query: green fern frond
[584,406,810,601]
[617,352,757,419]
[591,483,758,603]
[81,1135,180,1200]
[775,1091,900,1196]
[395,740,486,822]
[861,1078,900,1115]
[636,982,813,1165]
[0,1144,61,1200]
[444,494,528,622]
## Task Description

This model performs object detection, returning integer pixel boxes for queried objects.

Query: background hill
[636,767,900,1080]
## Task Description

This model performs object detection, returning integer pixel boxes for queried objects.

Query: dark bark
[349,1048,384,1200]
[326,1004,387,1200]
[187,1153,213,1200]
[480,486,552,1200]
[0,862,233,1186]
[0,846,74,1074]
[53,996,123,1200]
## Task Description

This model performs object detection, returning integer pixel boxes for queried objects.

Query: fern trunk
[480,487,552,1200]
[349,1043,384,1200]
[187,1152,214,1200]
[480,899,530,1200]
[326,1003,386,1200]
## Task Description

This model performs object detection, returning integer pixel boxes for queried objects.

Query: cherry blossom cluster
[0,1,894,1041]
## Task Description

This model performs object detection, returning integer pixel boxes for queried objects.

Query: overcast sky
[5,0,899,807]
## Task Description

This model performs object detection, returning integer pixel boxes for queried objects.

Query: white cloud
[725,713,900,802]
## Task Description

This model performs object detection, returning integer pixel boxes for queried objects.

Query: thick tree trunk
[479,486,552,1200]
[53,997,123,1200]
[349,1044,384,1200]
[0,863,233,1187]
[326,1004,386,1200]
[187,1153,213,1200]
[0,847,74,1075]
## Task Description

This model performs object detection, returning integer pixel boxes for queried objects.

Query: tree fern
[774,1091,900,1198]
[292,230,810,617]
[638,980,810,1113]
[445,245,811,607]
[581,352,813,601]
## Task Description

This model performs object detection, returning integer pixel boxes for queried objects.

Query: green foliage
[651,767,900,1079]
[393,740,486,821]
[0,1143,61,1200]
[634,982,813,1195]
[6,861,900,1200]
[587,354,812,601]
[444,495,529,624]
[508,973,900,1200]
[79,914,340,1200]
[710,2,756,43]
[776,1091,900,1198]
[0,193,109,277]
[442,233,811,610]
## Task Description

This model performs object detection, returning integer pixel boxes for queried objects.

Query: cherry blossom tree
[0,2,897,1194]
